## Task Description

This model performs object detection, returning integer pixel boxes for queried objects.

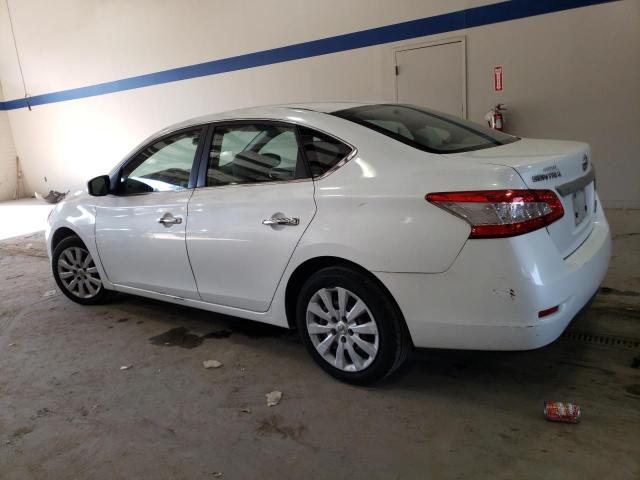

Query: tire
[52,236,110,305]
[296,265,411,385]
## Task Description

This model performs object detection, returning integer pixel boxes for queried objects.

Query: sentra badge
[532,165,562,183]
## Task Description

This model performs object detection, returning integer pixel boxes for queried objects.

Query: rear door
[95,127,204,298]
[186,122,316,312]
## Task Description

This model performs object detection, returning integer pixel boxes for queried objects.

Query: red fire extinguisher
[485,103,506,131]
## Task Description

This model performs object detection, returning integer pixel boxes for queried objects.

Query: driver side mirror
[87,175,111,196]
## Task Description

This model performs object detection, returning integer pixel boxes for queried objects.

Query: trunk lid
[447,138,596,258]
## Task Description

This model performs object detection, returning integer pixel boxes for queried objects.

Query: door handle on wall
[158,213,183,226]
[262,216,300,226]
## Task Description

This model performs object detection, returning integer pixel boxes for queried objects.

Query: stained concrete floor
[0,205,638,480]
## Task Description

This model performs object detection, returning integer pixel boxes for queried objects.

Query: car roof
[158,102,377,134]
[273,102,377,113]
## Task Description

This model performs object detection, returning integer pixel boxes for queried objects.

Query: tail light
[426,190,564,238]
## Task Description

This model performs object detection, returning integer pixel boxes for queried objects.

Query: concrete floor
[0,203,638,480]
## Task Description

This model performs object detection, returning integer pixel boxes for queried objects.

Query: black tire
[52,235,110,305]
[296,265,411,385]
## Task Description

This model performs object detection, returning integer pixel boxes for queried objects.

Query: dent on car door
[186,122,319,312]
[95,127,204,298]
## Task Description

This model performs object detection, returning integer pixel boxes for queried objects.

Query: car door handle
[262,216,300,226]
[158,213,183,226]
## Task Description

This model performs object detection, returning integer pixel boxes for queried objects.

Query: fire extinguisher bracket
[485,103,507,132]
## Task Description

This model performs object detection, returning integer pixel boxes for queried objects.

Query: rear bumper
[375,205,611,350]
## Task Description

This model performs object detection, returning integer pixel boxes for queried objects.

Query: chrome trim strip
[111,117,358,188]
[312,147,358,181]
[556,169,595,197]
[194,177,313,192]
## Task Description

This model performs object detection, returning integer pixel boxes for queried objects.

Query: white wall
[0,82,17,200]
[0,0,638,207]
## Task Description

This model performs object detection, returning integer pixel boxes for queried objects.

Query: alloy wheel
[306,287,380,372]
[57,246,102,299]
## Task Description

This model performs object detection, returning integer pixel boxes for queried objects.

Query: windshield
[332,104,519,154]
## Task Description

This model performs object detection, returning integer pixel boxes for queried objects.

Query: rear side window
[298,127,353,178]
[333,104,518,154]
[205,124,303,186]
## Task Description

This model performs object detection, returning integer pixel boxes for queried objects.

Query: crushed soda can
[544,400,581,423]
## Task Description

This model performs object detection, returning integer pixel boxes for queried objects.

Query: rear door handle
[262,216,300,226]
[158,213,183,226]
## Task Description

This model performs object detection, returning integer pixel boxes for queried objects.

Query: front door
[95,127,204,299]
[186,122,316,312]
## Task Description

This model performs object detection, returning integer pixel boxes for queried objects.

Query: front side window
[205,124,302,186]
[118,129,201,194]
[298,127,353,178]
[333,104,518,154]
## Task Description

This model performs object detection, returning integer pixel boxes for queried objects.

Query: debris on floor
[35,190,69,204]
[266,391,282,407]
[203,360,223,369]
[543,400,581,423]
[240,408,251,414]
[119,365,133,371]
[211,473,223,478]
[42,289,57,298]
[9,343,16,347]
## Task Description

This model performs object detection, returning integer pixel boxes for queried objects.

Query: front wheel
[52,236,110,305]
[296,266,411,384]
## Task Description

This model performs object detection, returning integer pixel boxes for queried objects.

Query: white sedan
[46,103,611,384]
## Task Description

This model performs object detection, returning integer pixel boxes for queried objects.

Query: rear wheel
[52,236,110,305]
[296,266,410,384]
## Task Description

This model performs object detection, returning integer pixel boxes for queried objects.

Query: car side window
[298,127,353,178]
[205,124,303,187]
[117,129,201,195]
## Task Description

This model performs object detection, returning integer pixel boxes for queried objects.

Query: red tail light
[426,189,564,238]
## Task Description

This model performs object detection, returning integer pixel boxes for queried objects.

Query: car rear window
[332,104,519,154]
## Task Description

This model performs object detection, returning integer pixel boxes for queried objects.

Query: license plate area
[572,188,588,226]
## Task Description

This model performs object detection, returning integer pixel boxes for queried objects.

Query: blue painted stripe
[0,0,616,111]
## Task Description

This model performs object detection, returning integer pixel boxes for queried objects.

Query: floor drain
[562,331,640,349]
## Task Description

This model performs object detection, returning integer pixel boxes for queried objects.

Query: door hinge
[395,65,399,76]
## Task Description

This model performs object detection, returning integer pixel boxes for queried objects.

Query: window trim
[296,124,358,180]
[194,120,356,189]
[109,125,207,196]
